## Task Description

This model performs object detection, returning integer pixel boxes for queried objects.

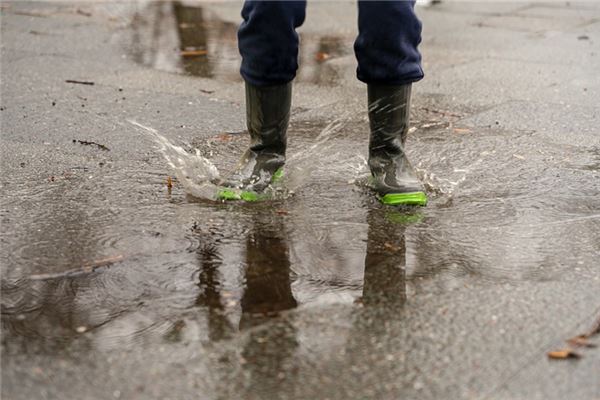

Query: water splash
[128,118,356,201]
[129,120,222,200]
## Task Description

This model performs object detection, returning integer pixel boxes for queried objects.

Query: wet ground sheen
[1,2,599,400]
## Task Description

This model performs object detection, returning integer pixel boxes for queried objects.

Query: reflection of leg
[172,2,212,77]
[238,214,299,396]
[362,208,407,306]
[240,319,298,397]
[240,217,296,329]
[196,242,233,341]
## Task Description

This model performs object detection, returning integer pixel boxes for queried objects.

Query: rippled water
[2,2,600,399]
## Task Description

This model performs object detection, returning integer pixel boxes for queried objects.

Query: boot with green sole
[367,84,427,206]
[217,82,291,201]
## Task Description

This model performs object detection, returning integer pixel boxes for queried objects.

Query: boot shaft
[367,84,412,154]
[245,82,292,154]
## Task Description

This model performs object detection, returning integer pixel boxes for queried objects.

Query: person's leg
[220,1,306,197]
[355,1,427,206]
[355,0,423,85]
[238,0,306,87]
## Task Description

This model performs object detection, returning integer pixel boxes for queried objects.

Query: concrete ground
[1,1,599,399]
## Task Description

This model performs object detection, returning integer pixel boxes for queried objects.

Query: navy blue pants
[238,1,423,87]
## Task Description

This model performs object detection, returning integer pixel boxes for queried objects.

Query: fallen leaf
[315,52,330,62]
[547,349,581,359]
[566,335,597,348]
[453,128,471,134]
[180,49,208,57]
[587,314,600,336]
[383,242,400,251]
[212,133,234,143]
[275,209,289,215]
[76,8,92,17]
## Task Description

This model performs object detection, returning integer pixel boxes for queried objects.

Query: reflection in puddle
[3,1,600,397]
[128,1,351,85]
[129,1,239,80]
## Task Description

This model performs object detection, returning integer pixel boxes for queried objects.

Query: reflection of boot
[362,208,407,306]
[220,82,291,195]
[367,84,427,206]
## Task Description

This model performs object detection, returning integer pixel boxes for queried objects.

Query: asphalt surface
[1,1,599,400]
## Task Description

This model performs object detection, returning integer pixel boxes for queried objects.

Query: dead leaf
[547,349,581,359]
[315,52,330,62]
[275,209,289,215]
[383,242,400,251]
[587,314,600,336]
[76,8,92,17]
[453,128,471,134]
[212,133,235,142]
[167,176,173,194]
[180,49,208,57]
[566,335,597,348]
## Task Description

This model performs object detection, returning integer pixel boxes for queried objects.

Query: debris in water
[566,335,597,348]
[76,326,87,333]
[315,52,330,62]
[167,176,173,194]
[28,254,125,281]
[453,128,471,134]
[547,349,581,360]
[549,313,600,359]
[76,8,92,17]
[586,314,600,336]
[200,89,215,94]
[73,139,109,151]
[65,79,95,85]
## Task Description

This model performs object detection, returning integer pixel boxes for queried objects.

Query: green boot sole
[378,191,428,206]
[216,169,284,202]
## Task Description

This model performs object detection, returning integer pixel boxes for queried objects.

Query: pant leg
[354,0,424,85]
[238,0,307,87]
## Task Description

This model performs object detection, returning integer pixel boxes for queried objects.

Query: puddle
[127,1,352,85]
[2,1,600,398]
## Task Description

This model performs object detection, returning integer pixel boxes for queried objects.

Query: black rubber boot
[367,84,427,206]
[221,82,291,196]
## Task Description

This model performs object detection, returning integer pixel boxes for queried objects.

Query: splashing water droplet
[128,117,360,202]
[129,120,222,200]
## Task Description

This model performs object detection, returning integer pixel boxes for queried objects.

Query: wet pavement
[1,1,600,399]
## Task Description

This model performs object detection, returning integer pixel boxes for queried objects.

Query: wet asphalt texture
[1,1,600,400]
